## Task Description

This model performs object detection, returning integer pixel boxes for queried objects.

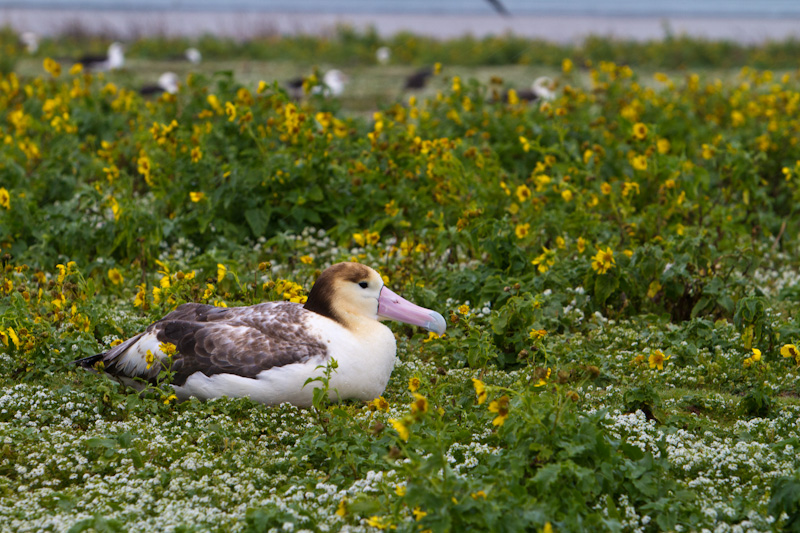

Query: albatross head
[304,262,446,335]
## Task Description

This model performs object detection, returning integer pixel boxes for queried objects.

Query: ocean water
[2,0,800,17]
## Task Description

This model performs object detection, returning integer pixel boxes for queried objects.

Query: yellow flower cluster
[272,279,307,304]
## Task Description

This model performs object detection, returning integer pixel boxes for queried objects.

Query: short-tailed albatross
[75,262,446,406]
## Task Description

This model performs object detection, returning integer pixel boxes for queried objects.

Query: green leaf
[244,208,269,236]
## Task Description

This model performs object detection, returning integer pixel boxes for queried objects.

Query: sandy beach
[2,8,800,43]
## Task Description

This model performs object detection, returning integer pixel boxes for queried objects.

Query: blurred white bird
[78,42,125,72]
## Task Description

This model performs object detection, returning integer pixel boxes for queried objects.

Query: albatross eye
[358,281,368,289]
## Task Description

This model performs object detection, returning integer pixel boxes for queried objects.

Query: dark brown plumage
[404,67,434,90]
[76,302,328,386]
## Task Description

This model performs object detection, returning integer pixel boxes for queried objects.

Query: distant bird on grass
[139,72,179,96]
[404,66,434,90]
[77,42,125,72]
[505,76,557,103]
[167,47,202,64]
[74,262,446,407]
[286,69,348,99]
[184,47,202,64]
[20,32,39,54]
[376,46,391,65]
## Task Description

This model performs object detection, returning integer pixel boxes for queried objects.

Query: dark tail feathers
[73,353,105,369]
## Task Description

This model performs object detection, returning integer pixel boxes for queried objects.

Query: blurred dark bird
[139,72,179,96]
[286,69,348,99]
[486,0,511,16]
[77,42,125,72]
[404,67,434,90]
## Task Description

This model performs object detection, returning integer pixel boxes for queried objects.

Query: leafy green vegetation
[0,29,800,531]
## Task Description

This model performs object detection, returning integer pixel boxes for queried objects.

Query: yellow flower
[515,223,530,239]
[108,268,123,285]
[411,393,429,415]
[336,498,347,517]
[137,153,152,185]
[395,485,406,497]
[56,264,67,284]
[472,378,487,405]
[751,348,761,362]
[458,304,470,315]
[207,94,223,113]
[781,343,799,362]
[535,367,551,387]
[583,149,594,165]
[299,255,313,265]
[412,507,427,520]
[657,138,671,154]
[561,189,573,202]
[145,349,155,370]
[577,237,586,253]
[189,191,205,203]
[647,280,662,298]
[701,143,715,160]
[543,522,554,533]
[384,199,399,216]
[388,418,409,441]
[7,327,20,349]
[507,89,519,105]
[159,342,177,358]
[622,182,640,197]
[423,331,443,343]
[529,329,547,340]
[471,491,487,499]
[632,122,648,140]
[217,263,227,281]
[190,147,202,163]
[648,349,670,370]
[600,182,612,195]
[0,188,10,209]
[515,184,532,202]
[43,57,61,77]
[366,515,390,529]
[631,154,648,171]
[519,136,531,152]
[225,101,237,122]
[531,246,556,274]
[370,396,389,411]
[408,377,421,392]
[591,247,616,275]
[108,196,120,221]
[488,395,510,426]
[562,58,573,73]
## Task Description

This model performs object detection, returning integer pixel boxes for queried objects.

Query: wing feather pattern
[96,302,328,386]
